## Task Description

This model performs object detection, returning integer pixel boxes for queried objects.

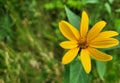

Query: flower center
[78,38,88,49]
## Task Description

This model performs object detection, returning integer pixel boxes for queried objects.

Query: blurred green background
[0,0,120,83]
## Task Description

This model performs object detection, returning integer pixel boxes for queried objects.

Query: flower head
[59,11,119,73]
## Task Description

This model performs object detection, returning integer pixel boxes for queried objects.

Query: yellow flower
[59,11,119,73]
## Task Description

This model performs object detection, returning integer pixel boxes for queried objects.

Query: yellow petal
[60,41,78,49]
[87,21,106,41]
[96,31,119,38]
[89,38,119,48]
[88,47,112,61]
[80,49,91,73]
[80,11,89,37]
[62,47,79,64]
[59,20,80,41]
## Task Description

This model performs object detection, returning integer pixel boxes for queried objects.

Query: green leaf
[63,65,70,83]
[65,6,80,30]
[96,61,107,80]
[70,59,91,83]
[104,2,111,15]
[114,19,120,32]
[82,0,99,4]
[115,8,120,13]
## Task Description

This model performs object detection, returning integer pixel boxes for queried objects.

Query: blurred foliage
[0,0,120,83]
